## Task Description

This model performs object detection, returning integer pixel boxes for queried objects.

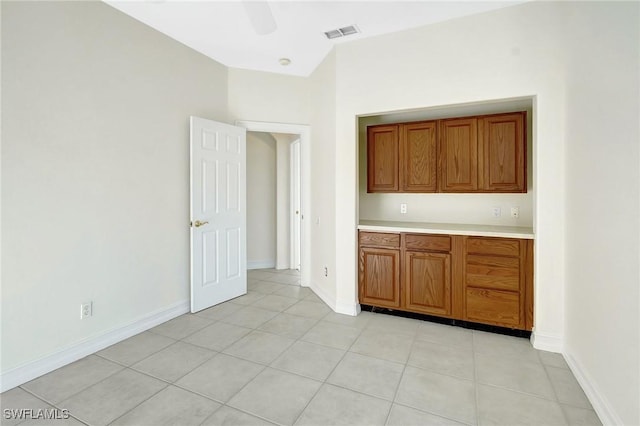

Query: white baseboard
[0,300,189,393]
[530,329,563,352]
[564,352,622,426]
[307,280,359,316]
[247,260,276,270]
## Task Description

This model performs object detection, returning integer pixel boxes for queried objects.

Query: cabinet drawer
[466,237,519,257]
[359,232,400,248]
[405,234,451,252]
[466,254,520,291]
[466,287,521,328]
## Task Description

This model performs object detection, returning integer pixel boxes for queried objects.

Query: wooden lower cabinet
[404,251,451,316]
[358,231,533,331]
[358,246,401,308]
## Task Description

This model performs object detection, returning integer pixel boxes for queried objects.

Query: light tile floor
[1,268,602,426]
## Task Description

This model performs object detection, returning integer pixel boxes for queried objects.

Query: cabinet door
[479,112,526,192]
[359,247,400,308]
[439,118,478,192]
[400,122,437,192]
[404,251,451,316]
[367,125,399,192]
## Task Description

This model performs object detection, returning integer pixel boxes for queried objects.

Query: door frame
[235,120,311,288]
[290,139,301,270]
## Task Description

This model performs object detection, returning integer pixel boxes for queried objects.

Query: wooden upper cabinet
[366,111,526,193]
[400,122,437,192]
[367,125,399,192]
[479,112,526,192]
[438,118,478,192]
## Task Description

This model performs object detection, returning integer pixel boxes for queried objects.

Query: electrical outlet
[400,203,407,214]
[492,207,501,218]
[80,302,92,319]
[510,207,520,218]
[324,266,328,277]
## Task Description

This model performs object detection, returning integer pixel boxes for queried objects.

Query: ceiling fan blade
[242,1,277,35]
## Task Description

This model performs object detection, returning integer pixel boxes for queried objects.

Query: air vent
[324,25,360,40]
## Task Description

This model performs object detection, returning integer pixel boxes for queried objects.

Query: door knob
[192,220,209,228]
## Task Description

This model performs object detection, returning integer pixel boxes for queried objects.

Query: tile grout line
[289,310,372,425]
[383,321,419,425]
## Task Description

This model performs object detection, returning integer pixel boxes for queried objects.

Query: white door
[190,116,247,313]
[291,140,301,270]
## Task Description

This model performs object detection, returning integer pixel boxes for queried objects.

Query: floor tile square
[251,294,299,312]
[222,306,279,328]
[477,384,567,426]
[415,321,473,350]
[395,366,476,425]
[229,291,268,306]
[301,321,362,350]
[247,281,288,295]
[365,314,420,337]
[473,330,539,363]
[131,341,215,382]
[546,365,593,408]
[223,330,295,364]
[284,300,331,319]
[476,353,555,399]
[228,368,321,425]
[271,340,344,381]
[273,285,311,299]
[22,355,123,404]
[296,384,391,426]
[561,404,602,426]
[258,313,318,339]
[183,321,251,351]
[386,404,466,426]
[201,406,275,425]
[110,385,219,426]
[59,369,166,426]
[97,331,175,366]
[176,353,264,402]
[149,314,213,339]
[262,274,300,285]
[195,302,244,321]
[538,350,569,369]
[322,311,374,329]
[350,330,414,363]
[303,292,323,303]
[327,352,404,401]
[408,340,474,380]
[0,388,53,426]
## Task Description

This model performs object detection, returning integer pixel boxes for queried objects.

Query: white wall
[308,51,339,310]
[334,2,567,338]
[562,3,639,425]
[1,1,228,374]
[246,132,277,269]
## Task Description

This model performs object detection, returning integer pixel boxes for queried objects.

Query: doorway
[236,121,311,288]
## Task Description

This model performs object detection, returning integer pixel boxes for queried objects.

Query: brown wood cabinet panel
[466,287,522,328]
[400,122,437,192]
[438,118,478,192]
[404,251,451,316]
[359,232,401,248]
[479,112,526,192]
[404,234,451,252]
[359,247,400,308]
[466,254,520,291]
[367,125,399,192]
[466,237,520,257]
[524,240,534,330]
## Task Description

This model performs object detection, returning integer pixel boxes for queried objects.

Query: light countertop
[358,220,534,239]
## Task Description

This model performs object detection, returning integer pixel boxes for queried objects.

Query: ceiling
[105,1,525,77]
